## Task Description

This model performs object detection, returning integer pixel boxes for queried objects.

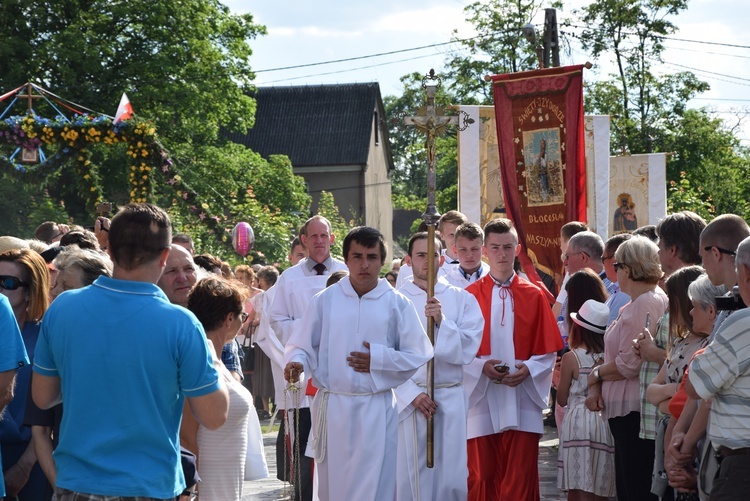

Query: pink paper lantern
[232,222,254,257]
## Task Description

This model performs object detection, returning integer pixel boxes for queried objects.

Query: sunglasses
[613,262,627,271]
[239,311,249,323]
[0,276,29,291]
[704,245,736,257]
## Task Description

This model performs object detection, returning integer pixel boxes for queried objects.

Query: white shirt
[463,280,556,439]
[284,278,433,501]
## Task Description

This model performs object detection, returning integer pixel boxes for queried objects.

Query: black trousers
[288,407,313,501]
[608,411,658,501]
[712,454,750,501]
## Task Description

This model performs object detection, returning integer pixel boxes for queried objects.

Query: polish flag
[113,93,133,124]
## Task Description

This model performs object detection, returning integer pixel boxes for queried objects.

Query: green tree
[0,0,313,264]
[446,0,545,104]
[577,0,708,153]
[661,109,750,218]
[385,0,548,211]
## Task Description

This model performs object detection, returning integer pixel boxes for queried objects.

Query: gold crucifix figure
[403,69,473,468]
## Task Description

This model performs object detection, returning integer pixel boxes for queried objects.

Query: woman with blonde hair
[0,249,51,499]
[585,236,668,501]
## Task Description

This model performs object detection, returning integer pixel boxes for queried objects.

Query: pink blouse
[601,288,668,420]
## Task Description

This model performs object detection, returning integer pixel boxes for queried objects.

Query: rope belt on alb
[312,386,389,463]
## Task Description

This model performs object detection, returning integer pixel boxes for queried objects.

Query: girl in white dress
[557,300,616,500]
[183,276,268,501]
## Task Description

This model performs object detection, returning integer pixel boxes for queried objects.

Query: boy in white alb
[284,227,433,501]
[395,232,483,500]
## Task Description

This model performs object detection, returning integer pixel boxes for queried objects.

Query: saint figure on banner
[524,130,564,207]
[612,193,638,233]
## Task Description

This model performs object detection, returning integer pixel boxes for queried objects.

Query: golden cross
[401,69,473,469]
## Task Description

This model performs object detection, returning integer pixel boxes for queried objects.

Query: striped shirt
[689,307,750,449]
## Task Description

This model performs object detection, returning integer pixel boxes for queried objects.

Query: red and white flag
[113,93,133,124]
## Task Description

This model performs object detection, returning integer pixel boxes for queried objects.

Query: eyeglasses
[613,262,627,271]
[704,245,736,257]
[0,276,29,291]
[238,312,249,323]
[563,250,589,261]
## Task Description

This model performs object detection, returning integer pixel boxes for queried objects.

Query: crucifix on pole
[403,69,473,468]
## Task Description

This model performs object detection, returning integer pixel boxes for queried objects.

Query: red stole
[466,274,563,358]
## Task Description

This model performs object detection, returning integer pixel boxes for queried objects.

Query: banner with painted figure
[458,66,587,297]
[459,112,611,242]
[609,153,667,237]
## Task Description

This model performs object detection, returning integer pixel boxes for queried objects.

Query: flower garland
[0,113,229,240]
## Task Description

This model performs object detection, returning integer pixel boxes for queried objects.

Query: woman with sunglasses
[184,276,266,501]
[0,248,51,500]
[585,236,669,501]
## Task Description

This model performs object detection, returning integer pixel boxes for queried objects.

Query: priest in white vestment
[395,233,484,501]
[284,226,433,501]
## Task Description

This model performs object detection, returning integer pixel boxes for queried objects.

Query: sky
[227,0,750,144]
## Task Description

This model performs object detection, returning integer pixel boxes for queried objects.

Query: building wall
[294,166,362,223]
[363,105,394,258]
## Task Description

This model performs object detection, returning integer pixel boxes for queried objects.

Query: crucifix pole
[403,69,473,468]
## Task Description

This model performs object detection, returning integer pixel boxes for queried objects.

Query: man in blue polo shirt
[0,293,28,501]
[32,203,229,501]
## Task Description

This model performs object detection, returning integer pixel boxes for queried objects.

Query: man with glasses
[668,214,750,500]
[560,231,614,335]
[686,234,750,501]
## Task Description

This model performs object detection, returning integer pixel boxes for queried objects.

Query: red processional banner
[491,65,587,299]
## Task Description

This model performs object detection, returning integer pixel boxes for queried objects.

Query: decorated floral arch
[0,84,225,236]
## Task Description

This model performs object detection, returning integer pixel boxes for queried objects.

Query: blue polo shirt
[0,295,29,498]
[33,276,220,498]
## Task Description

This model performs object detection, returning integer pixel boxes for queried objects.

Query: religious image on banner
[488,65,587,297]
[608,153,667,237]
[459,110,611,241]
[480,109,505,219]
[612,192,638,233]
[523,129,564,206]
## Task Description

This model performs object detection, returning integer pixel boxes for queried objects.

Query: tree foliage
[446,0,545,104]
[0,0,314,264]
[385,0,750,223]
[576,0,709,153]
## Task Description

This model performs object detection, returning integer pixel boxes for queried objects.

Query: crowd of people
[1,204,749,501]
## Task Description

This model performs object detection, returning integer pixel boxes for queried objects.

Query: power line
[253,25,539,74]
[259,52,442,85]
[692,97,750,102]
[255,38,468,74]
[661,62,750,87]
[562,23,750,50]
[663,44,750,60]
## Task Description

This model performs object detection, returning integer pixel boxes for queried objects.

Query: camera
[715,286,746,311]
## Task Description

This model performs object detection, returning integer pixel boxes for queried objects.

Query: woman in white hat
[557,299,616,500]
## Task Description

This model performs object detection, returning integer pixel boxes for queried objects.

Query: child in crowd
[557,300,616,501]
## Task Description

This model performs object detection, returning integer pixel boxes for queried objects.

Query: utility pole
[543,8,560,68]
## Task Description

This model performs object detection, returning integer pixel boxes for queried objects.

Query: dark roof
[227,83,384,167]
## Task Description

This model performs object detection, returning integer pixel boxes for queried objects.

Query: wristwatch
[592,366,602,382]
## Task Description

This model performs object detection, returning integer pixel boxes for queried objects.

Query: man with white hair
[686,235,750,500]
